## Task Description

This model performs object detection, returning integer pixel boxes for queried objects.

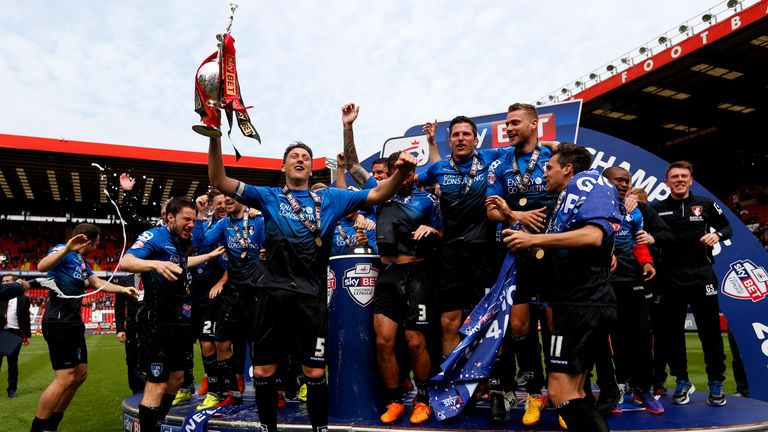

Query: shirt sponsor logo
[343,264,378,307]
[130,240,145,249]
[721,259,768,302]
[658,211,673,216]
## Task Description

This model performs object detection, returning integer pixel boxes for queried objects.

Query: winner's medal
[315,237,323,247]
[519,197,527,207]
[193,3,260,160]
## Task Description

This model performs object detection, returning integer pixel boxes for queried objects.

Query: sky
[0,0,711,162]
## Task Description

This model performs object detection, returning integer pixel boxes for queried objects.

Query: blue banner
[579,127,768,402]
[358,100,582,180]
[428,251,517,421]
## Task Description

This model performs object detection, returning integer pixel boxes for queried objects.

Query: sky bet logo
[344,263,378,307]
[491,113,556,148]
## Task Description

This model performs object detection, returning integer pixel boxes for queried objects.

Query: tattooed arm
[341,102,372,188]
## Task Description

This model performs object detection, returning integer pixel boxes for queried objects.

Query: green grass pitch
[0,333,739,431]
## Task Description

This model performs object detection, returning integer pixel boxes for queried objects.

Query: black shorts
[251,287,327,369]
[138,322,192,383]
[434,242,499,313]
[43,325,88,370]
[373,261,431,331]
[548,304,616,373]
[192,301,218,342]
[215,287,253,341]
[515,253,553,304]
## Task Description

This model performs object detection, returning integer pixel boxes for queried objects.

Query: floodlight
[702,13,713,22]
[727,0,740,8]
[606,65,615,72]
[679,25,688,34]
[658,36,668,45]
[589,73,598,80]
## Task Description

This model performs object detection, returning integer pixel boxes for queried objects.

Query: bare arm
[423,120,441,163]
[341,103,372,187]
[208,137,240,196]
[335,153,347,189]
[188,246,225,268]
[87,275,138,297]
[503,224,604,251]
[366,153,417,205]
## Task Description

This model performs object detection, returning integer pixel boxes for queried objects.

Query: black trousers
[0,329,23,392]
[657,272,726,383]
[124,325,145,394]
[611,282,654,389]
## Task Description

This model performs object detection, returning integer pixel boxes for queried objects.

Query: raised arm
[423,120,441,163]
[37,234,91,273]
[208,137,240,196]
[366,152,417,205]
[342,103,372,187]
[335,153,348,189]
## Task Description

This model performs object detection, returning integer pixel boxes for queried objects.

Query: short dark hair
[165,196,196,217]
[72,223,100,241]
[208,188,224,201]
[386,151,402,172]
[449,115,477,137]
[666,160,693,177]
[372,158,389,167]
[507,102,539,120]
[551,142,592,174]
[282,141,314,164]
[1,274,18,282]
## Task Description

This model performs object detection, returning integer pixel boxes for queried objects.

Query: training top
[652,194,732,269]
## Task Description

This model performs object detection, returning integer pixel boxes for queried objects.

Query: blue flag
[180,404,250,432]
[547,169,622,236]
[428,250,518,421]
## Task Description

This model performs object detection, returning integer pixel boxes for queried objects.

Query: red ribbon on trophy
[193,3,260,160]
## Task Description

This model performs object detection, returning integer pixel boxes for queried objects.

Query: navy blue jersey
[613,207,645,284]
[233,183,369,296]
[376,190,442,258]
[546,170,622,305]
[126,227,193,324]
[201,213,265,286]
[418,148,509,243]
[191,219,227,298]
[486,146,557,212]
[43,245,93,328]
[331,217,377,256]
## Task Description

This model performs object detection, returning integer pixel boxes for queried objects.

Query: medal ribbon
[231,210,250,256]
[545,190,567,234]
[282,186,323,245]
[221,33,260,160]
[336,224,356,247]
[511,142,543,189]
[448,152,481,197]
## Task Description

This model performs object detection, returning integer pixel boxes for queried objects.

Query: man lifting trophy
[193,3,260,157]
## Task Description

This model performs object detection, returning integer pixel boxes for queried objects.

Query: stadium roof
[0,134,329,217]
[541,0,768,197]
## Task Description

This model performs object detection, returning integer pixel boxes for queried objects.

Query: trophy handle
[192,125,223,138]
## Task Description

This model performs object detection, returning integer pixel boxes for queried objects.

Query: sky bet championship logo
[721,259,768,302]
[344,263,378,307]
